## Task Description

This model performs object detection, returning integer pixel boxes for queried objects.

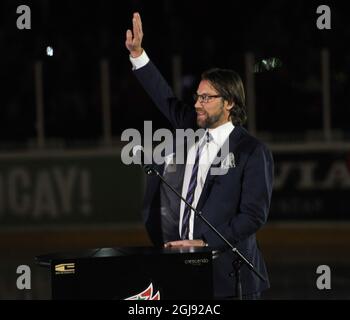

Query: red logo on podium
[125,283,160,300]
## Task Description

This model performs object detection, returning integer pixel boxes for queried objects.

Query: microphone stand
[142,164,266,300]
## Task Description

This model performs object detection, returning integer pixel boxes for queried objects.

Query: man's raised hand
[125,12,144,58]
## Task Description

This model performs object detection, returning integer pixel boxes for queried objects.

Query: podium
[36,247,213,300]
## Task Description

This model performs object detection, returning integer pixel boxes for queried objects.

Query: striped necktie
[181,131,212,240]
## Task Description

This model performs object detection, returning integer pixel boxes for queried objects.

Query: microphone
[132,145,156,175]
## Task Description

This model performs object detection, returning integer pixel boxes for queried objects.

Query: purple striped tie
[181,132,212,240]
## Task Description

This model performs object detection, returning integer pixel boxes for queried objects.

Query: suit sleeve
[202,143,274,248]
[133,61,196,129]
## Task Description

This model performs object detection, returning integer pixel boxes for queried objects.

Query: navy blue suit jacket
[134,61,274,298]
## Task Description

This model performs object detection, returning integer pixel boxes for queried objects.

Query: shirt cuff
[129,50,150,70]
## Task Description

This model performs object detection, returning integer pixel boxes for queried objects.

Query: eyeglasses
[193,93,221,104]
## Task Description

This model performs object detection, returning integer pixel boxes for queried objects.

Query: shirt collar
[207,121,234,146]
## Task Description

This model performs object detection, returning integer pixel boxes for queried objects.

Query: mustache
[195,108,207,114]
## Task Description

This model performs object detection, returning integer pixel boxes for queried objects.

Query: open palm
[125,12,143,57]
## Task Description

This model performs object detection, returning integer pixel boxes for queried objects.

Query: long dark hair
[201,68,247,126]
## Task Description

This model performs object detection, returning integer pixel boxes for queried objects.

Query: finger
[133,12,142,39]
[132,16,139,39]
[135,12,143,35]
[134,12,141,26]
[183,241,193,247]
[176,241,187,246]
[135,12,141,22]
[166,241,182,247]
[125,30,133,49]
[126,29,133,42]
[182,240,200,247]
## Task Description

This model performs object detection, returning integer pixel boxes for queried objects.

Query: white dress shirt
[179,121,234,239]
[129,51,234,240]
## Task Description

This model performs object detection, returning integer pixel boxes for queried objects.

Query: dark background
[0,0,349,300]
[0,0,349,145]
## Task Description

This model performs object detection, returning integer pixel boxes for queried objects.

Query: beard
[196,103,225,129]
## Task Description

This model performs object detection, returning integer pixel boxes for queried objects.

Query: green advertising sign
[0,150,144,227]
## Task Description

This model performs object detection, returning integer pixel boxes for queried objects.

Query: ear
[225,101,235,111]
